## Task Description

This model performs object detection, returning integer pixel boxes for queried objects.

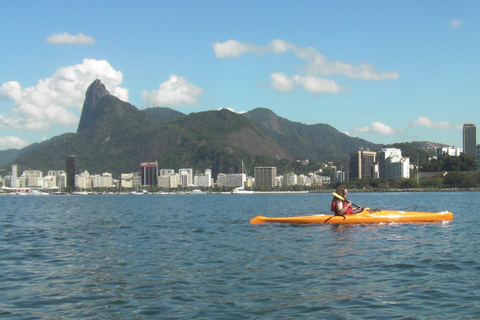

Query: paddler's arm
[335,199,351,215]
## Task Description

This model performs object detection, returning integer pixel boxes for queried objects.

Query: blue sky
[1,0,478,151]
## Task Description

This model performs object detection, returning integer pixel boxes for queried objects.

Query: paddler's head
[336,187,347,199]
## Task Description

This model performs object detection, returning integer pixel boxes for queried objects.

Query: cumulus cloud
[46,32,96,45]
[212,39,399,81]
[408,116,462,129]
[450,19,464,30]
[142,75,203,107]
[270,72,348,95]
[352,122,396,135]
[0,59,128,132]
[0,136,31,150]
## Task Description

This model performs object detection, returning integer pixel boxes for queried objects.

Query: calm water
[0,192,478,319]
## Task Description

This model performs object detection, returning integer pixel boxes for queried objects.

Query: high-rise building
[11,164,18,188]
[140,162,158,186]
[477,145,480,171]
[254,167,277,187]
[463,123,477,156]
[179,168,193,188]
[66,155,77,188]
[349,149,376,180]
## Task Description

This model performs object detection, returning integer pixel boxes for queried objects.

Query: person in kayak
[331,187,363,216]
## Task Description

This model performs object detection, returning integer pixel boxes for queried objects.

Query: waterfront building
[11,164,18,188]
[21,170,43,187]
[92,173,113,188]
[254,167,277,187]
[477,145,480,171]
[463,123,477,156]
[216,173,246,188]
[437,147,463,157]
[179,168,193,188]
[140,161,158,186]
[76,171,92,190]
[283,172,298,186]
[194,169,212,187]
[158,173,180,189]
[349,149,376,180]
[121,173,134,189]
[66,155,77,188]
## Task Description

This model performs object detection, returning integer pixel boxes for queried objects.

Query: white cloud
[270,72,294,92]
[353,122,395,135]
[142,75,203,107]
[212,39,265,58]
[0,59,128,132]
[270,72,348,94]
[217,107,246,114]
[212,39,399,81]
[450,19,464,30]
[0,136,31,150]
[46,32,96,45]
[408,116,462,129]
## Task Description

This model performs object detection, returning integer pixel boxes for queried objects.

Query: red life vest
[331,199,353,215]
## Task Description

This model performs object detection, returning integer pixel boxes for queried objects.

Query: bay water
[0,192,478,319]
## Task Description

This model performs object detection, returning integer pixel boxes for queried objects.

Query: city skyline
[1,1,479,151]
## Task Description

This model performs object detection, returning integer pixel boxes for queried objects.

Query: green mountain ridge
[0,80,445,178]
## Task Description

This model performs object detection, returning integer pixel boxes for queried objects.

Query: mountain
[77,79,110,132]
[0,79,450,178]
[0,80,292,177]
[244,108,382,162]
[142,107,185,124]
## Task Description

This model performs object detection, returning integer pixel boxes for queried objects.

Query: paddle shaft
[332,192,360,208]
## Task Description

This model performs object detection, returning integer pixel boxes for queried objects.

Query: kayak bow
[250,209,453,224]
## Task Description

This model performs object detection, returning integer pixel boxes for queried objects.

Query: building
[140,162,158,186]
[66,155,77,188]
[463,123,476,156]
[283,172,298,186]
[11,164,18,188]
[254,167,277,187]
[158,174,180,189]
[477,145,480,171]
[179,168,193,188]
[194,169,212,187]
[349,149,377,180]
[437,147,463,157]
[216,173,246,188]
[76,171,92,190]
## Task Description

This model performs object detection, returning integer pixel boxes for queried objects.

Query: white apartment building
[216,173,246,188]
[179,168,193,188]
[158,173,180,189]
[194,169,212,187]
[437,147,463,157]
[377,148,410,180]
[92,173,113,188]
[283,172,298,186]
[76,171,92,190]
[21,170,43,187]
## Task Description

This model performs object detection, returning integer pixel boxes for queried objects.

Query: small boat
[250,209,453,224]
[232,187,253,194]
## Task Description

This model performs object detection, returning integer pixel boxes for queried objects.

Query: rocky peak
[77,79,110,132]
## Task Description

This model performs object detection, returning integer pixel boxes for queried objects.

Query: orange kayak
[250,209,453,224]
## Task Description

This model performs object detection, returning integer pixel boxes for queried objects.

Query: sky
[1,0,479,151]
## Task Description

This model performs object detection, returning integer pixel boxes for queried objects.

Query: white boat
[232,187,253,194]
[232,160,254,194]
